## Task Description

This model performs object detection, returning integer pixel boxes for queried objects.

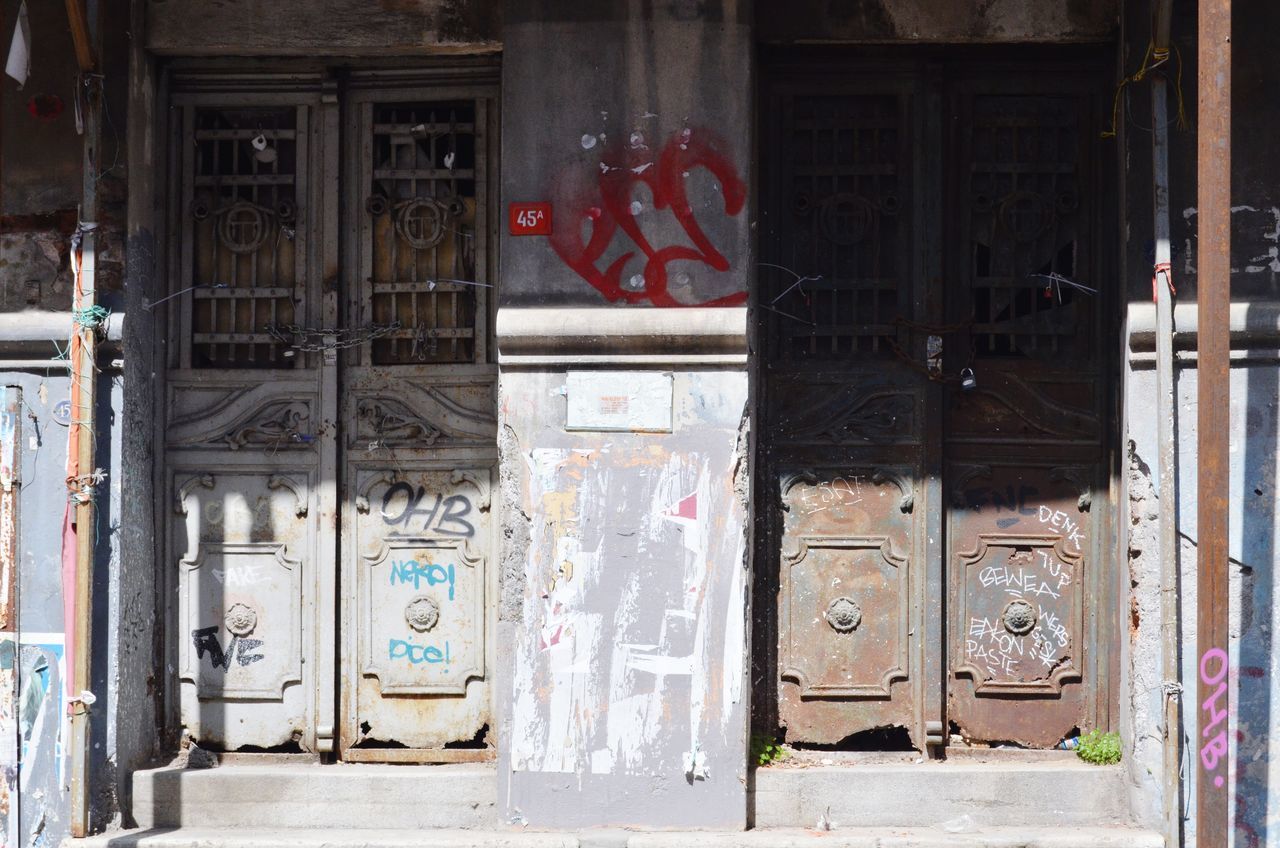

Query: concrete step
[131,763,497,830]
[752,760,1134,829]
[132,759,1137,831]
[72,826,1164,848]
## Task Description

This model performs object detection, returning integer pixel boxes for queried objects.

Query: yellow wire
[1101,39,1188,138]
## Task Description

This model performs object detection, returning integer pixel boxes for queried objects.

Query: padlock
[960,367,977,391]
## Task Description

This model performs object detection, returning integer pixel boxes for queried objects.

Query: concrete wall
[144,0,500,55]
[495,0,754,829]
[500,0,752,309]
[1120,2,1280,845]
[757,0,1118,43]
[498,365,750,828]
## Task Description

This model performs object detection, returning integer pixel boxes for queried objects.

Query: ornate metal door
[759,57,1113,751]
[339,80,497,760]
[165,70,498,759]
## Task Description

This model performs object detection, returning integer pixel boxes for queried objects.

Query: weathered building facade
[0,0,1275,845]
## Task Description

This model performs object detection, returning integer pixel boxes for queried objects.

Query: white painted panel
[565,371,673,432]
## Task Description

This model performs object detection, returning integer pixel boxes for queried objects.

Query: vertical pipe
[1148,3,1180,845]
[1151,71,1182,848]
[1195,0,1232,843]
[68,74,101,839]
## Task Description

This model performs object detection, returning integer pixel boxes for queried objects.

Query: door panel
[763,78,934,749]
[175,471,315,749]
[761,57,1112,751]
[348,468,491,750]
[339,85,498,759]
[946,463,1092,746]
[164,74,499,757]
[166,91,329,751]
[943,81,1105,747]
[778,469,917,744]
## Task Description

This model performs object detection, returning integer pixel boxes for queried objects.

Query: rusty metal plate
[947,463,1093,746]
[777,468,919,746]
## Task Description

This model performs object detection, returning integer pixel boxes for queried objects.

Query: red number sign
[509,202,552,236]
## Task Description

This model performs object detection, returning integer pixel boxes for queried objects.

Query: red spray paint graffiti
[549,128,748,307]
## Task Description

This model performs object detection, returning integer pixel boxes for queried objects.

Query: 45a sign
[509,202,552,236]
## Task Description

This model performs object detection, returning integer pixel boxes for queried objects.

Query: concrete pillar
[496,0,754,829]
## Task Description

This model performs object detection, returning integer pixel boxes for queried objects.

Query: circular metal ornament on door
[395,199,448,250]
[224,603,258,637]
[1002,599,1038,636]
[218,202,270,254]
[405,596,441,633]
[826,596,863,633]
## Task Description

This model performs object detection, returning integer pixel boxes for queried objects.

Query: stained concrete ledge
[750,761,1133,829]
[131,760,1134,832]
[70,826,1163,848]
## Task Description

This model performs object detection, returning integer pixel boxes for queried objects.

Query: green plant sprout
[751,733,789,767]
[1075,729,1122,765]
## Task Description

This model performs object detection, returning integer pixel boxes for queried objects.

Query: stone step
[751,760,1134,828]
[131,763,498,830]
[72,826,1164,848]
[132,759,1136,831]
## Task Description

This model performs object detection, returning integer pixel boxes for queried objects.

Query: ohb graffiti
[379,482,475,537]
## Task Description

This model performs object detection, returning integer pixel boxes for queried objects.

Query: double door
[163,71,499,758]
[760,56,1116,750]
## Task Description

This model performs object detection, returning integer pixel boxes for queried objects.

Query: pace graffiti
[549,127,748,307]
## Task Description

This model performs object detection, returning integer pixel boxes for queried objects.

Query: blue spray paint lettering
[389,560,455,600]
[388,638,452,666]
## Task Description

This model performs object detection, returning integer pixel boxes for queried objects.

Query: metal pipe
[1195,0,1232,843]
[1149,53,1183,848]
[68,74,101,840]
[1147,4,1181,847]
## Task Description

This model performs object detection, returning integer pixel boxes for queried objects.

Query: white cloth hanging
[5,1,31,88]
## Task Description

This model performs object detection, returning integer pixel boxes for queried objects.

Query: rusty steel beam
[1195,0,1232,844]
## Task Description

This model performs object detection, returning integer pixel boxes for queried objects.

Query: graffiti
[967,607,1068,678]
[211,564,265,586]
[380,483,475,537]
[191,626,264,670]
[549,127,748,307]
[389,559,456,601]
[1037,505,1086,549]
[1197,647,1230,788]
[978,550,1070,598]
[962,485,1039,529]
[388,638,452,666]
[798,476,864,515]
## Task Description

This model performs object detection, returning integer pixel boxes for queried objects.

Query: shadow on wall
[1234,300,1275,848]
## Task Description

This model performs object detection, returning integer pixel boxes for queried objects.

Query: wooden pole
[64,0,96,72]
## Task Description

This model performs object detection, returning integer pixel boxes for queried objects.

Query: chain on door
[165,71,498,759]
[758,56,1113,751]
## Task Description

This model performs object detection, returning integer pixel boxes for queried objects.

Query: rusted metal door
[165,70,498,759]
[760,56,1112,751]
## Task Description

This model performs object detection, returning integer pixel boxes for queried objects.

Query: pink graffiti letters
[1198,647,1230,788]
[550,127,748,307]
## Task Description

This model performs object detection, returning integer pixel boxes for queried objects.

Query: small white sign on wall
[565,371,673,432]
